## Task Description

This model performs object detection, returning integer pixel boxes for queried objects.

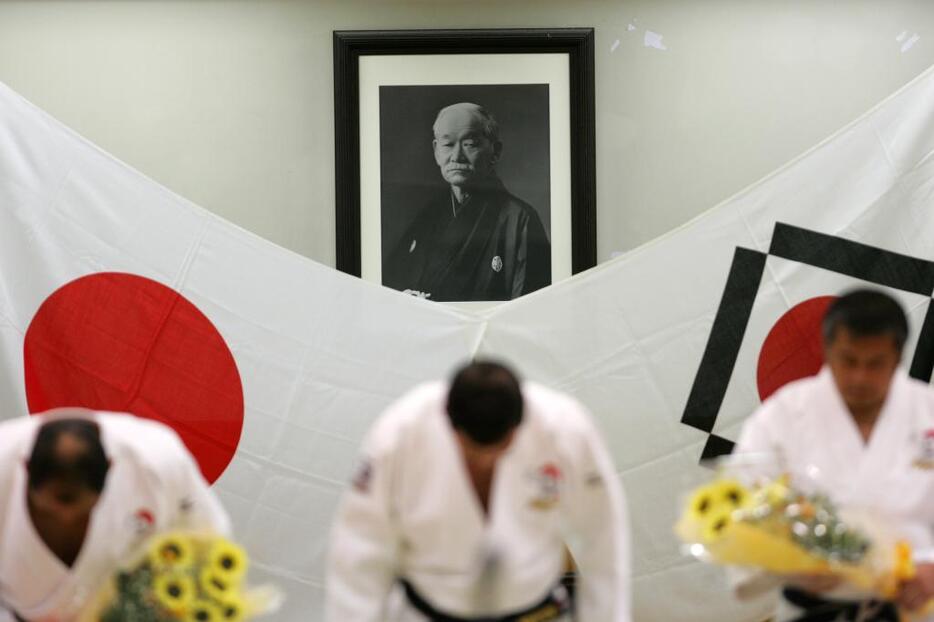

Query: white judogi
[0,408,230,622]
[733,366,934,621]
[325,381,631,622]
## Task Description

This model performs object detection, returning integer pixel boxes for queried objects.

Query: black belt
[401,578,571,622]
[782,587,900,621]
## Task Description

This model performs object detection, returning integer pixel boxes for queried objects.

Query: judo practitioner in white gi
[732,289,934,621]
[326,360,630,621]
[0,408,230,622]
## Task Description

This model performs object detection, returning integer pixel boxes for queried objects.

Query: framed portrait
[334,28,595,303]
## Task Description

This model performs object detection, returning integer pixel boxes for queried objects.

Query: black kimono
[383,182,551,302]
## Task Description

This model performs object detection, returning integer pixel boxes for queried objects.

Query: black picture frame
[333,28,596,300]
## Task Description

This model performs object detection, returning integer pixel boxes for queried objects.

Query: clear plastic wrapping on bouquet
[675,453,916,600]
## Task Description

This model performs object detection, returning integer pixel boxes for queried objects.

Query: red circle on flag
[23,272,243,484]
[756,295,837,402]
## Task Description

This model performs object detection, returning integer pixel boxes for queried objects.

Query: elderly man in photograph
[383,102,551,302]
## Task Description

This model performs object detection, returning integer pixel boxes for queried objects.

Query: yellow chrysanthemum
[153,573,196,614]
[214,592,249,622]
[185,599,224,622]
[200,568,235,601]
[701,507,735,542]
[207,539,248,582]
[148,534,195,570]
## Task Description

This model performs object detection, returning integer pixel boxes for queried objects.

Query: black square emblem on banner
[682,222,934,461]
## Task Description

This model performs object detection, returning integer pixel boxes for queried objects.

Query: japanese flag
[0,80,479,618]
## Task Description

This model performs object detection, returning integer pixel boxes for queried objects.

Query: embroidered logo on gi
[409,239,417,253]
[129,507,156,536]
[529,462,562,510]
[352,459,373,493]
[491,255,503,273]
[913,429,934,469]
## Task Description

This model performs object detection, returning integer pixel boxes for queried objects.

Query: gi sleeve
[159,428,232,536]
[731,396,791,483]
[325,429,401,622]
[561,409,631,622]
[735,404,773,449]
[727,401,785,600]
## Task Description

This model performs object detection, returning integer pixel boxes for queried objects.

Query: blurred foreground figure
[732,289,934,621]
[326,360,631,622]
[0,408,230,622]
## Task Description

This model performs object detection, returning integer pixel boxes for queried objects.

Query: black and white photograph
[379,84,552,302]
[334,28,597,303]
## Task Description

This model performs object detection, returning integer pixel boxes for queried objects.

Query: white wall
[0,0,932,269]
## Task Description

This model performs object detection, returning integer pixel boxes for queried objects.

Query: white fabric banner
[2,61,934,620]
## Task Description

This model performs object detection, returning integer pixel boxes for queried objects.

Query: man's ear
[492,141,503,162]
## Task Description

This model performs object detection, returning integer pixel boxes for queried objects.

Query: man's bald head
[27,419,110,493]
[432,103,500,144]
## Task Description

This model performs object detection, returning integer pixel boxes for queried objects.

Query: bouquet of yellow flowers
[78,532,281,622]
[674,472,927,609]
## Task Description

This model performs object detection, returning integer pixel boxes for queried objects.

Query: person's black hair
[822,289,909,351]
[26,418,110,492]
[446,360,523,445]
